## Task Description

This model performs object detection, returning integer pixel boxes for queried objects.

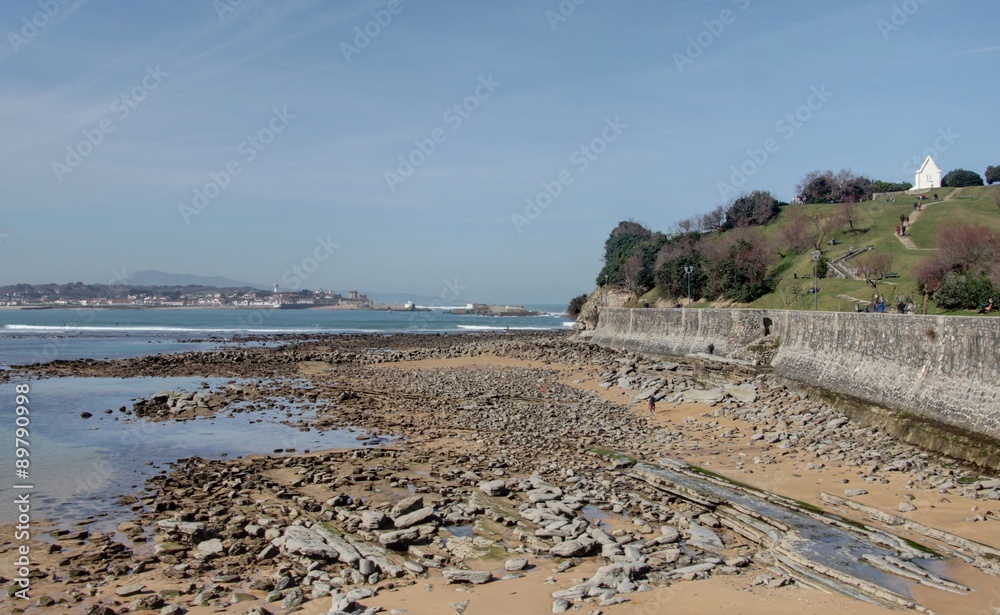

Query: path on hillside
[895,188,956,249]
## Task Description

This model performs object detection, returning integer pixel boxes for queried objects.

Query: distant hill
[121,270,266,289]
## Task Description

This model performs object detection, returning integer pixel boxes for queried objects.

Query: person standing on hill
[647,396,656,415]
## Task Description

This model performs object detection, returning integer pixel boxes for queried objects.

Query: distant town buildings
[1,286,374,309]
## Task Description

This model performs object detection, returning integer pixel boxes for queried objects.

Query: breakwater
[587,308,1000,467]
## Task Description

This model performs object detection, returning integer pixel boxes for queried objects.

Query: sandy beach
[2,332,998,615]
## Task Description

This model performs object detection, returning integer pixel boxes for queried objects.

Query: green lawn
[749,186,1000,314]
[908,186,1000,249]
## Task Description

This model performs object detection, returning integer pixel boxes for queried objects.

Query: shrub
[932,272,996,310]
[942,168,984,187]
[986,165,1000,185]
[567,294,588,319]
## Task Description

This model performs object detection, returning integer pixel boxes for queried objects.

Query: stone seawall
[588,308,1000,464]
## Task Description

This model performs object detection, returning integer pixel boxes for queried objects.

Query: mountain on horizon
[120,270,267,289]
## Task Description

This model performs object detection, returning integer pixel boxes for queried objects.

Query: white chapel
[914,155,942,190]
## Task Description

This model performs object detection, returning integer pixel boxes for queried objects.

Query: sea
[0,306,570,533]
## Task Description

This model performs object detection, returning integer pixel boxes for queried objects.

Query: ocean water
[0,306,571,367]
[0,376,384,532]
[0,306,570,531]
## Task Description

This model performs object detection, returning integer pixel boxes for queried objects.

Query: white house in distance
[914,155,942,190]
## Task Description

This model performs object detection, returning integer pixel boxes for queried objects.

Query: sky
[1,0,998,304]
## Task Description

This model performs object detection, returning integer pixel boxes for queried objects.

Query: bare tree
[777,206,814,254]
[621,254,644,297]
[913,255,949,314]
[697,205,726,233]
[855,252,895,283]
[841,201,859,232]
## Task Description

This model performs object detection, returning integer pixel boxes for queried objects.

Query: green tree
[724,190,780,229]
[871,180,913,193]
[567,294,588,318]
[942,168,984,187]
[985,165,1000,185]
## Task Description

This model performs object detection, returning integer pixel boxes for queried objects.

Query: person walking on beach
[647,396,656,414]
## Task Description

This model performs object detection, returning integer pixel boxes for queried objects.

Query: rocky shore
[2,331,999,614]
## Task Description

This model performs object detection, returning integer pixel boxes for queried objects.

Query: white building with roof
[914,155,942,190]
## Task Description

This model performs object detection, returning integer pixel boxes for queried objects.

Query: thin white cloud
[960,45,1000,55]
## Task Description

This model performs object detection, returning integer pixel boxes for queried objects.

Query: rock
[85,607,117,615]
[280,588,304,610]
[898,501,917,512]
[844,489,869,497]
[390,495,424,518]
[723,383,758,403]
[361,510,387,530]
[392,506,436,529]
[115,585,146,597]
[157,520,205,536]
[552,599,571,613]
[129,595,165,611]
[272,526,340,560]
[550,536,598,558]
[682,388,726,404]
[196,539,224,555]
[658,526,680,544]
[505,558,528,571]
[672,562,716,577]
[378,528,421,547]
[686,522,724,552]
[452,601,470,614]
[443,569,493,584]
[160,605,184,615]
[589,561,648,588]
[240,607,271,615]
[478,480,508,496]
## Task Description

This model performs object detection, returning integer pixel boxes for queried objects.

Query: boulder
[550,536,598,558]
[392,506,436,529]
[443,569,493,585]
[478,480,508,496]
[272,526,340,560]
[390,495,424,518]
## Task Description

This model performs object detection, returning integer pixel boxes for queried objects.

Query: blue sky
[1,0,997,304]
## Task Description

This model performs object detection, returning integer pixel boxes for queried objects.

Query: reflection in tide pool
[0,376,377,532]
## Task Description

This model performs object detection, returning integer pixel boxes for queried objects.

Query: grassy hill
[625,185,1000,315]
[746,186,1000,314]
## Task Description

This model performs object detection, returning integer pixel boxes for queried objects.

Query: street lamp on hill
[812,250,822,311]
[684,266,694,303]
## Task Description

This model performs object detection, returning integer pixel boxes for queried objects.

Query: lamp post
[812,250,822,311]
[684,266,694,304]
